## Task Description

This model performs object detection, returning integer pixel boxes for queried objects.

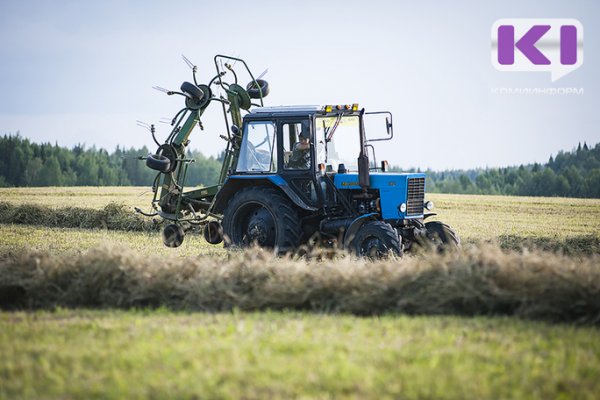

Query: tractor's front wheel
[351,221,402,258]
[423,221,460,251]
[221,187,302,252]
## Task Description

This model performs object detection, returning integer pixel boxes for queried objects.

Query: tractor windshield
[315,115,360,172]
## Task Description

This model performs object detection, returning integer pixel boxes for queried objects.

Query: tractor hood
[334,172,427,219]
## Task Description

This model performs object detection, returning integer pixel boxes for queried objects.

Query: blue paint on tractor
[334,172,426,220]
[225,175,288,187]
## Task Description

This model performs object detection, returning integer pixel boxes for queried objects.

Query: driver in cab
[288,128,311,169]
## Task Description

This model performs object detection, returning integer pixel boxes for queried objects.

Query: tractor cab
[235,104,415,213]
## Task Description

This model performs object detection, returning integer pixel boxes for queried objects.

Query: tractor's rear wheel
[351,221,402,258]
[424,221,460,251]
[221,187,302,252]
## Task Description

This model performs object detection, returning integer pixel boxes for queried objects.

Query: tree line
[0,134,222,188]
[397,142,600,198]
[1,134,598,198]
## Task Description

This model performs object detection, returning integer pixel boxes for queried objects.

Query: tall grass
[1,245,599,324]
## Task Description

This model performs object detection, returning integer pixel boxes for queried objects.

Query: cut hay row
[0,201,156,231]
[498,234,600,256]
[1,245,599,324]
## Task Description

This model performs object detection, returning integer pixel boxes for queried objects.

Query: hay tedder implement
[136,55,459,256]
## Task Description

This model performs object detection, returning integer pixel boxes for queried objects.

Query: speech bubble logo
[491,19,583,82]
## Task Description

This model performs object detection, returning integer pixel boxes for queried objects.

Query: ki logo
[491,19,583,82]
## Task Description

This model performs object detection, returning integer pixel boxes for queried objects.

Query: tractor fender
[343,213,380,248]
[212,175,318,214]
[424,212,437,220]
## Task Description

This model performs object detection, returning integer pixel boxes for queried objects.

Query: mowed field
[1,187,600,399]
[1,187,599,254]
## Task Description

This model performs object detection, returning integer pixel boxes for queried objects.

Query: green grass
[1,309,599,400]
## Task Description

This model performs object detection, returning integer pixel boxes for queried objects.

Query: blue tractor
[139,55,459,255]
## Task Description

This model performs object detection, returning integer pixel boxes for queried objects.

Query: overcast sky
[0,0,598,170]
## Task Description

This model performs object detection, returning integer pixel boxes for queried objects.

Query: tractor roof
[248,104,360,117]
[250,105,322,114]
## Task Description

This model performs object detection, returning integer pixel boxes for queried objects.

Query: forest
[0,134,598,198]
[0,134,221,188]
[419,142,600,198]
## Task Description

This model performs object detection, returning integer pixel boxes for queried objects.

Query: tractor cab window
[315,115,360,172]
[282,121,311,170]
[237,121,277,172]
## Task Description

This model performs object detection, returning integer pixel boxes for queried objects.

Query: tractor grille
[406,177,425,216]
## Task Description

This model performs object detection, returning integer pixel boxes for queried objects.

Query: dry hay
[0,245,599,324]
[498,234,600,256]
[0,201,156,231]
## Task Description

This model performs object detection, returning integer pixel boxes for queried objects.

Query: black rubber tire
[221,187,302,252]
[180,81,204,99]
[146,153,171,172]
[424,221,461,251]
[246,79,270,99]
[351,221,402,258]
[203,220,223,245]
[163,224,184,248]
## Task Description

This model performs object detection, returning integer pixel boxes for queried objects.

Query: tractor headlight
[399,203,407,213]
[425,200,434,211]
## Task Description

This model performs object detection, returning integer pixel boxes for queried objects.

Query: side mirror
[231,125,240,135]
[364,111,394,142]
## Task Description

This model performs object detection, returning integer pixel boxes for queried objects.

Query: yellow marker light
[344,104,350,110]
[352,103,359,111]
[336,105,342,110]
[325,105,332,113]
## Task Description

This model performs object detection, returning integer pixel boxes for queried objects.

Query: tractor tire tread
[424,221,461,248]
[222,186,302,252]
[352,220,402,257]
